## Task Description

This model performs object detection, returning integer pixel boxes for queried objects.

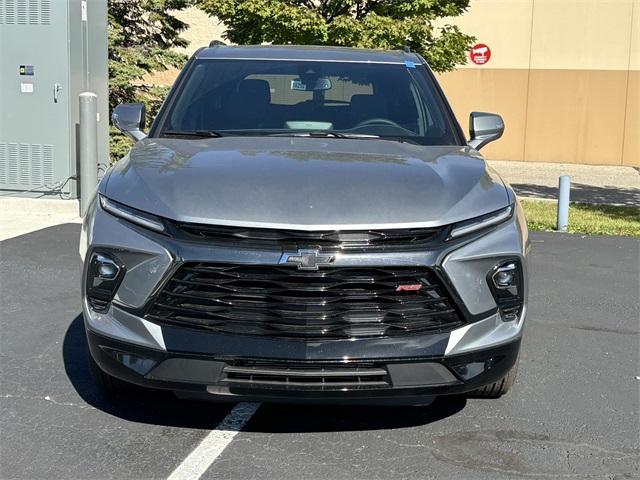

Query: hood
[102,137,509,230]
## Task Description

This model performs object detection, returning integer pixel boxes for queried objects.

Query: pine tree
[108,0,190,161]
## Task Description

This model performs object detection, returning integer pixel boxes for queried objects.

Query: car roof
[195,45,423,64]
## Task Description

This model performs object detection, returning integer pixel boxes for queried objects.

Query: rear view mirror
[468,112,504,150]
[314,77,332,91]
[291,77,332,91]
[112,103,147,141]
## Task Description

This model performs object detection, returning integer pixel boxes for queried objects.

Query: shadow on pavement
[512,182,640,207]
[243,396,467,433]
[63,314,467,433]
[63,314,231,430]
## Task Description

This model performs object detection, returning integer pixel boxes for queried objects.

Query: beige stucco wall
[436,0,639,166]
[144,7,225,85]
[174,7,226,56]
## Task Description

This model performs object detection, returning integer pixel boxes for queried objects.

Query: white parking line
[167,402,260,480]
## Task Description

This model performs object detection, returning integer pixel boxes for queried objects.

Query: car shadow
[63,314,467,433]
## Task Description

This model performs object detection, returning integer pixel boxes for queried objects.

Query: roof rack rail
[209,40,226,47]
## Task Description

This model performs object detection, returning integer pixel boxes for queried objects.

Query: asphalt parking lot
[1,224,638,479]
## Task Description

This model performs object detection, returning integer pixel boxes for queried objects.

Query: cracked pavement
[1,224,638,479]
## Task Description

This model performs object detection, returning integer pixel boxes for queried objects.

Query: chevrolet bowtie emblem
[279,249,335,270]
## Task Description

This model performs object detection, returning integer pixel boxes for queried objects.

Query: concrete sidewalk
[0,197,81,241]
[488,160,640,207]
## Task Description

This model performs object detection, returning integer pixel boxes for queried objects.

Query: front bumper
[81,192,529,403]
[87,327,521,405]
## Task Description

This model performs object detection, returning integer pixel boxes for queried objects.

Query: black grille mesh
[221,360,391,390]
[146,263,464,340]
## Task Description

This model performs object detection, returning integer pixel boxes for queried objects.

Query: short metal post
[557,175,571,232]
[79,92,98,217]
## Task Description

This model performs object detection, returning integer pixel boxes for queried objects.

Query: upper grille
[146,263,464,340]
[170,222,444,251]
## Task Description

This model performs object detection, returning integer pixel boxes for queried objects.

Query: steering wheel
[355,118,403,129]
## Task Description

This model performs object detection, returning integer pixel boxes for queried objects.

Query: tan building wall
[144,7,225,86]
[436,0,639,166]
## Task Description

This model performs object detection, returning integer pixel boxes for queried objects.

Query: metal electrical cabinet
[0,0,108,197]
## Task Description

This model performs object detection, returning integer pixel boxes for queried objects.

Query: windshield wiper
[382,136,421,145]
[162,130,225,138]
[268,131,380,139]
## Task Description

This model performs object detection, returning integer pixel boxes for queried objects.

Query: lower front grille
[147,263,464,340]
[221,360,390,390]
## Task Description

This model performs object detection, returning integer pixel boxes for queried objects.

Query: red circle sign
[470,43,491,65]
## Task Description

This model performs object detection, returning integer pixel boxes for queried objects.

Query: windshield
[152,59,462,146]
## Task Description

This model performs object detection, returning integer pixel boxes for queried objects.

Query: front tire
[468,356,519,398]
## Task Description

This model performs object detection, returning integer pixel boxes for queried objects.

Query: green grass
[521,199,640,238]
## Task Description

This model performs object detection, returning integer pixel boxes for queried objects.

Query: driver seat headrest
[349,95,389,124]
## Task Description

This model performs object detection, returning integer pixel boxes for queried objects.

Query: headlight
[447,204,513,240]
[99,195,166,233]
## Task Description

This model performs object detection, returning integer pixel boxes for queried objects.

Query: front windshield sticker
[404,61,416,68]
[290,79,307,91]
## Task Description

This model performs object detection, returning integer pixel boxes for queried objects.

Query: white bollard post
[557,175,571,232]
[79,92,98,217]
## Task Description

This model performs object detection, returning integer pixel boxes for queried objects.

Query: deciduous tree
[197,0,474,72]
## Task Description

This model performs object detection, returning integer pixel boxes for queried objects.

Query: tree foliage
[108,0,190,161]
[197,0,474,72]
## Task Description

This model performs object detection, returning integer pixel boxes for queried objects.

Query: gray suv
[81,45,529,404]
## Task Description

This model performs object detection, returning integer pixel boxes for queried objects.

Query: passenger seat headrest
[238,79,271,103]
[350,94,388,121]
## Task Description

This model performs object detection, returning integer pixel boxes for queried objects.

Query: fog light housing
[86,251,126,312]
[487,260,523,322]
[101,347,157,375]
[451,356,502,380]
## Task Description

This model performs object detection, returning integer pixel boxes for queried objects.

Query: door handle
[53,83,62,103]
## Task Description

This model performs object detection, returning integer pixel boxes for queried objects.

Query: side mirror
[112,103,147,141]
[468,112,504,150]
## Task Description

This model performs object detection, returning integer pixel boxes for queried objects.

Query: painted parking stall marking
[167,402,260,480]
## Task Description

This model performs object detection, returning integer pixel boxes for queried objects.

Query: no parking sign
[470,43,491,65]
